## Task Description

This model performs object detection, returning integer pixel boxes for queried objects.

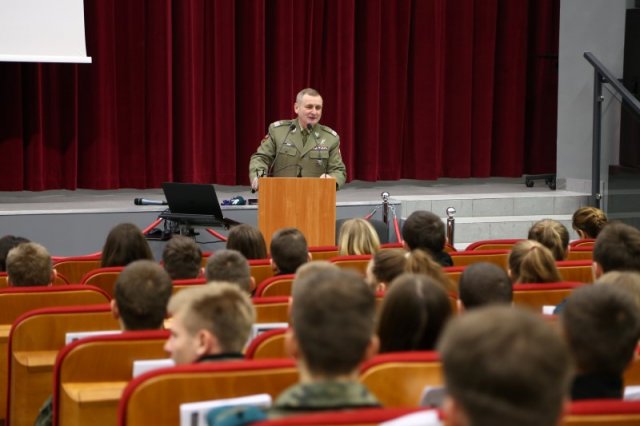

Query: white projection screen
[0,0,91,63]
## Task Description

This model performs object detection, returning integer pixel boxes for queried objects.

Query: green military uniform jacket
[268,380,380,417]
[248,119,347,189]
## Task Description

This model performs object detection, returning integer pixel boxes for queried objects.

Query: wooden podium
[258,177,336,248]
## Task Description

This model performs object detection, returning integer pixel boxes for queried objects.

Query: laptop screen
[161,182,224,220]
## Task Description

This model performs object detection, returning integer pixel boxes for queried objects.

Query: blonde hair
[509,240,562,284]
[405,249,454,292]
[338,218,381,255]
[572,207,608,239]
[167,283,255,353]
[528,219,569,261]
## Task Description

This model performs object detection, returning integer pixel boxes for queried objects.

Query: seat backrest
[53,330,169,426]
[465,239,523,251]
[7,305,120,426]
[556,260,594,283]
[0,271,69,288]
[81,266,126,297]
[308,245,340,260]
[329,254,372,276]
[566,246,593,261]
[117,359,299,426]
[253,297,290,324]
[569,239,596,248]
[255,275,296,297]
[53,255,102,284]
[359,351,442,408]
[171,278,207,295]
[449,250,509,269]
[245,328,288,360]
[624,345,640,387]
[512,282,586,312]
[443,266,465,292]
[564,400,640,425]
[250,259,275,286]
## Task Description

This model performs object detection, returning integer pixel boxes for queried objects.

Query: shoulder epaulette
[319,124,338,137]
[271,120,293,129]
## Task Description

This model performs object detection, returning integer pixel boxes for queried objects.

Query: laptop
[160,182,240,228]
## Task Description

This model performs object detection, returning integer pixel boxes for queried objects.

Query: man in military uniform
[249,88,347,190]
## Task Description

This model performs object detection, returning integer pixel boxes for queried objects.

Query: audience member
[438,306,572,426]
[365,249,406,292]
[572,206,608,239]
[528,219,570,261]
[405,249,453,292]
[269,269,380,416]
[101,223,153,267]
[458,262,512,310]
[377,273,452,353]
[204,249,254,293]
[291,261,340,300]
[337,218,380,256]
[592,221,640,278]
[270,228,310,275]
[508,240,562,284]
[6,242,55,286]
[162,235,202,280]
[226,224,268,260]
[0,235,29,272]
[561,284,640,400]
[112,260,173,330]
[596,270,640,310]
[401,210,453,267]
[164,283,254,365]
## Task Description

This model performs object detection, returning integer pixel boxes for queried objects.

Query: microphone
[134,198,168,206]
[307,123,329,175]
[267,123,297,177]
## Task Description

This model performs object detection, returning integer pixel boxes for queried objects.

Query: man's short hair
[162,235,202,280]
[401,211,446,253]
[0,235,30,272]
[459,262,512,309]
[593,222,640,273]
[596,270,640,310]
[6,242,52,286]
[562,284,640,376]
[167,283,255,353]
[114,260,173,330]
[270,228,309,274]
[291,261,340,300]
[292,269,375,377]
[438,306,572,426]
[296,88,321,104]
[204,249,251,293]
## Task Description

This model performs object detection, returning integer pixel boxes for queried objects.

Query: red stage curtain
[0,0,559,191]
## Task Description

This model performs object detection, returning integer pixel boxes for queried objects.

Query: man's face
[164,313,201,365]
[294,94,323,128]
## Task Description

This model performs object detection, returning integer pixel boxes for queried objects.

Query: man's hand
[319,174,335,179]
[251,177,260,192]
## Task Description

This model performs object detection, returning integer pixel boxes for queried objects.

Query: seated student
[528,219,570,261]
[162,235,202,280]
[596,270,640,309]
[401,210,453,267]
[377,273,452,352]
[6,242,56,286]
[561,284,640,400]
[101,223,154,268]
[34,259,173,425]
[0,235,29,272]
[572,206,608,239]
[405,249,454,292]
[270,228,310,275]
[438,306,572,426]
[204,249,254,293]
[508,240,562,284]
[458,262,512,311]
[164,283,255,365]
[337,218,380,256]
[226,224,268,260]
[365,249,406,292]
[593,221,640,278]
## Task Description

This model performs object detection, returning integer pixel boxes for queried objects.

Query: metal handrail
[584,52,640,208]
